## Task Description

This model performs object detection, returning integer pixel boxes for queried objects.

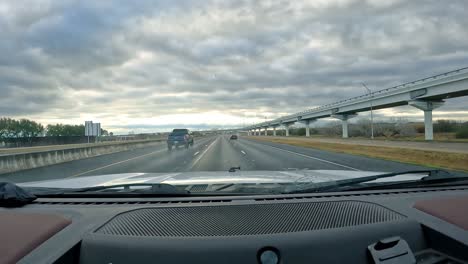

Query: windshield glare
[1,1,468,195]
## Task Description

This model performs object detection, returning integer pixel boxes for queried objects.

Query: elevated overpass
[245,67,468,140]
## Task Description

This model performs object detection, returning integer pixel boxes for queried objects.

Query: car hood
[18,170,426,189]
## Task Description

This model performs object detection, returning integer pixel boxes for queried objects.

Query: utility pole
[362,83,374,139]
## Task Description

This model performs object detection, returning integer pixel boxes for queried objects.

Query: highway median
[248,136,468,172]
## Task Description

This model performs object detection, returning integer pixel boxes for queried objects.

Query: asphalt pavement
[1,135,465,183]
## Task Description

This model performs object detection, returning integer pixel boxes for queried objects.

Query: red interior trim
[0,212,71,264]
[414,195,468,231]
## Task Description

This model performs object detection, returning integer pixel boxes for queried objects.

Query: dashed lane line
[67,137,215,178]
[67,149,166,178]
[189,137,218,169]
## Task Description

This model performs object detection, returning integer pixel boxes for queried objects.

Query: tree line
[0,118,44,138]
[0,117,109,139]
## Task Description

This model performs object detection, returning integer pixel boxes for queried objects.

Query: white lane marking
[254,142,360,171]
[205,145,208,147]
[241,150,246,155]
[68,136,215,178]
[68,149,166,178]
[190,137,218,169]
[193,151,200,156]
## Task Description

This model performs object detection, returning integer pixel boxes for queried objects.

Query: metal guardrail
[248,67,468,128]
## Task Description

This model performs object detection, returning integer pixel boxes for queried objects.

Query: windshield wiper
[285,170,455,194]
[331,173,468,192]
[34,183,190,198]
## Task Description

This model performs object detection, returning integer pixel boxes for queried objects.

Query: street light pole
[362,83,374,139]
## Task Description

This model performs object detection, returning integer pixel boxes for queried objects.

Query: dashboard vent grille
[33,199,232,205]
[254,187,467,201]
[33,187,465,205]
[95,201,404,237]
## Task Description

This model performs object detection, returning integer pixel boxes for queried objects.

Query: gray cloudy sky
[1,0,468,133]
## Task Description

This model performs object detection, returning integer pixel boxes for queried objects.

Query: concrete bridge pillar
[332,114,358,138]
[264,127,268,136]
[409,100,445,140]
[303,119,316,137]
[273,126,277,136]
[280,121,295,137]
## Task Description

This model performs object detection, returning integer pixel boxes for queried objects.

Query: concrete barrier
[0,140,163,175]
[0,138,166,155]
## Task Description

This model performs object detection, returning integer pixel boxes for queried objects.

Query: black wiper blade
[74,183,189,194]
[334,173,468,192]
[35,183,190,197]
[286,170,449,194]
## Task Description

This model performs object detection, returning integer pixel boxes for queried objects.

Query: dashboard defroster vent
[33,199,232,205]
[95,201,404,237]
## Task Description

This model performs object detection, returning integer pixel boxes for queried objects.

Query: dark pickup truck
[167,129,194,150]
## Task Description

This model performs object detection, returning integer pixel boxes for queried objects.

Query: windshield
[170,132,189,137]
[1,1,468,195]
[171,129,189,135]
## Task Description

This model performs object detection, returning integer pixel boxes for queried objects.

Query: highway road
[1,135,465,183]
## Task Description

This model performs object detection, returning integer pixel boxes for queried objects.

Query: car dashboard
[1,185,468,264]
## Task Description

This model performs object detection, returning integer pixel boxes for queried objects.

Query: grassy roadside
[275,133,468,143]
[359,132,468,143]
[249,137,468,172]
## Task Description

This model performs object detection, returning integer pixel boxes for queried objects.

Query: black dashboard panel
[82,219,426,264]
[3,186,468,264]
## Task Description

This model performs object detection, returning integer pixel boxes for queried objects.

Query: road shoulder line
[245,139,360,171]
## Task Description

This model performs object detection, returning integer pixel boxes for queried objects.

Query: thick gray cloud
[1,0,468,133]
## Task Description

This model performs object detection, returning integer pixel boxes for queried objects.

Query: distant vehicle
[230,135,238,140]
[167,129,194,150]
